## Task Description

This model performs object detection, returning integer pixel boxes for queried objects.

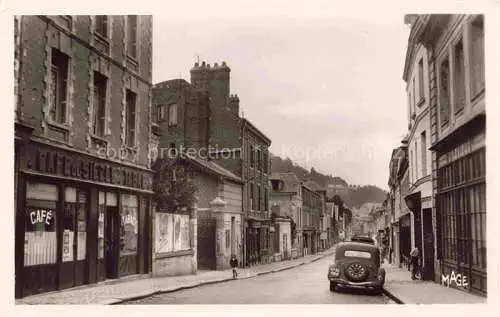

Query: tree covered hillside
[270,154,387,208]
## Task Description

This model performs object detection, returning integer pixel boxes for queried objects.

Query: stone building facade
[14,15,154,298]
[404,14,486,295]
[152,61,271,268]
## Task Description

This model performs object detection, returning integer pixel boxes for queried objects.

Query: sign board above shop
[23,144,153,192]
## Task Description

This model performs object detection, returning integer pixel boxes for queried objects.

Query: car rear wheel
[329,281,337,292]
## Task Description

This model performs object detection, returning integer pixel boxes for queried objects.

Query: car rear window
[344,250,372,259]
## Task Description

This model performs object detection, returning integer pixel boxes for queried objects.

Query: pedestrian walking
[410,247,420,280]
[230,254,238,279]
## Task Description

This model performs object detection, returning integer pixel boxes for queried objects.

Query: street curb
[382,287,404,304]
[113,251,334,305]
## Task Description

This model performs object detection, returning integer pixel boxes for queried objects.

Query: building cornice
[403,15,430,82]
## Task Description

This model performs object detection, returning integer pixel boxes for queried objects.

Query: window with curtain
[24,183,58,266]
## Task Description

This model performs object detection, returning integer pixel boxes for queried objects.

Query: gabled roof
[303,180,326,193]
[270,172,300,193]
[181,154,243,184]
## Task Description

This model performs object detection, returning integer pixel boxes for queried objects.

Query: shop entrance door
[60,188,88,290]
[105,206,119,279]
[422,208,435,280]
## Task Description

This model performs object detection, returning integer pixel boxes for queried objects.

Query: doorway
[105,206,119,279]
[422,208,435,280]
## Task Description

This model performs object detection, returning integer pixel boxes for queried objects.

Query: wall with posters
[152,212,195,276]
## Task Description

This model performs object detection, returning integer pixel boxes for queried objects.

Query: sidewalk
[16,248,335,305]
[382,261,486,304]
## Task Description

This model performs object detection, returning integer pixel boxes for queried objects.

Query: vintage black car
[350,235,375,244]
[327,241,386,294]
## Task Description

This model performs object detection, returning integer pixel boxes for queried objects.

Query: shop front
[15,141,153,298]
[435,116,486,295]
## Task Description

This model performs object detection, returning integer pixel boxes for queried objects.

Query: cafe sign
[25,146,153,191]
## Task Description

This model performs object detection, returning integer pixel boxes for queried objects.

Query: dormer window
[271,179,284,191]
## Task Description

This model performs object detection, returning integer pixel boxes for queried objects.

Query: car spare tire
[345,262,369,282]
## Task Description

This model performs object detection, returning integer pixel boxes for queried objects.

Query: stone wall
[152,250,195,276]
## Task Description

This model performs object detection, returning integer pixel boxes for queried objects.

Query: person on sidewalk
[230,254,238,279]
[410,247,420,280]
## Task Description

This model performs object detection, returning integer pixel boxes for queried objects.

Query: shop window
[120,194,138,255]
[77,191,87,260]
[98,192,105,259]
[63,188,76,262]
[24,183,58,266]
[63,188,87,262]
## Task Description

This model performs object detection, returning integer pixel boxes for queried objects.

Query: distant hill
[270,154,387,208]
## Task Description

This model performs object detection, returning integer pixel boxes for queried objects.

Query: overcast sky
[152,13,410,190]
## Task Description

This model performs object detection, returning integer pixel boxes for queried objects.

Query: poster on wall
[62,229,73,262]
[173,214,182,251]
[180,215,190,250]
[155,213,191,254]
[155,213,173,254]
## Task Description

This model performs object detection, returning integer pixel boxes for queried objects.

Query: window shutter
[93,84,99,135]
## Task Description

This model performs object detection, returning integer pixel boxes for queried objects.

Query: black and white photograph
[2,0,499,312]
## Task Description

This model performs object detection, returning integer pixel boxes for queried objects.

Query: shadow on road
[332,286,381,297]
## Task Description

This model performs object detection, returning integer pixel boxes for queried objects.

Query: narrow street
[123,256,394,304]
